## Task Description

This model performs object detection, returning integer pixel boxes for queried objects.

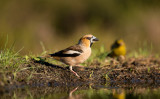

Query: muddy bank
[0,57,160,89]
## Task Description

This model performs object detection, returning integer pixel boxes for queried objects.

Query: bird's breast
[76,48,91,64]
[114,46,126,56]
[60,48,91,66]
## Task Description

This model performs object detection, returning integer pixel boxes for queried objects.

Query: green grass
[0,41,158,87]
[128,42,154,58]
[0,37,30,84]
[0,48,24,68]
[0,48,27,83]
[0,35,24,69]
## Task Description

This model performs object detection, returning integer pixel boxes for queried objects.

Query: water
[1,84,160,99]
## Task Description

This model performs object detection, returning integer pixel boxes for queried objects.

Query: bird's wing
[111,42,119,50]
[111,43,116,50]
[50,45,83,57]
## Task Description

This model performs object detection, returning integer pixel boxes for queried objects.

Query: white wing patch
[65,50,81,54]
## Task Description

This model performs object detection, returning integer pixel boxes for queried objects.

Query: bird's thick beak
[92,36,99,42]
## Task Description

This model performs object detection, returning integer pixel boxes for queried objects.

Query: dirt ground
[0,56,160,92]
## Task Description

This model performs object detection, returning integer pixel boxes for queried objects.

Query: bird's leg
[69,66,80,78]
[69,87,79,97]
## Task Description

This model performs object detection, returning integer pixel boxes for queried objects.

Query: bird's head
[116,39,125,46]
[78,34,99,47]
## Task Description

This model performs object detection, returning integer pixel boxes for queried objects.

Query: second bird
[107,39,126,58]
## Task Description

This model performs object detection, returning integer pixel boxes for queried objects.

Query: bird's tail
[40,54,52,58]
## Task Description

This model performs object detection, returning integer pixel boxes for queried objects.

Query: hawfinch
[44,34,98,78]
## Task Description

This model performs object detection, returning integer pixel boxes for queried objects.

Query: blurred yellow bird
[107,39,126,57]
[112,89,125,99]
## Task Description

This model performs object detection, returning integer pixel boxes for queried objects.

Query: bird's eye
[86,37,91,40]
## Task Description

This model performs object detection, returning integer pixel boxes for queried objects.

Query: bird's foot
[71,70,80,78]
[69,66,83,79]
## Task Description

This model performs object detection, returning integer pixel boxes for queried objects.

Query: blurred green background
[0,0,160,55]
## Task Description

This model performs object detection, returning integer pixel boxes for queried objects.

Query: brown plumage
[44,34,99,78]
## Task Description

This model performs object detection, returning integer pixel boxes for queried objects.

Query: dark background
[0,0,160,55]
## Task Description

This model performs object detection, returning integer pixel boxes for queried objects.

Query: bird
[107,39,126,58]
[112,89,125,99]
[43,34,99,78]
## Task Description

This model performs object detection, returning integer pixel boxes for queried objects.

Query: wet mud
[0,57,160,93]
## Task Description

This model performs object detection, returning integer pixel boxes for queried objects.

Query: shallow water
[1,83,160,99]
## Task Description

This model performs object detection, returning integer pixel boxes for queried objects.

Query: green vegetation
[0,47,24,69]
[0,47,27,85]
[128,42,154,58]
[0,43,157,86]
